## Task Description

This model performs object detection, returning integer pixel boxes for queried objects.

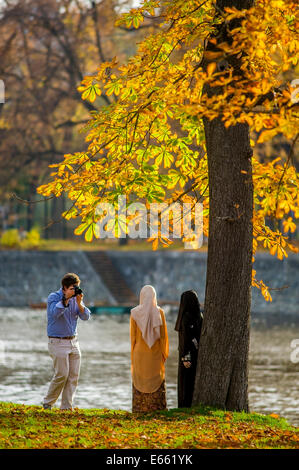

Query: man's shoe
[43,403,52,410]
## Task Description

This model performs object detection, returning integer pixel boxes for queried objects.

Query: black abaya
[177,309,203,408]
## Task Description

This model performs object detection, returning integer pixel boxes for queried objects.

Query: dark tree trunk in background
[43,197,49,239]
[62,193,67,240]
[26,180,35,232]
[192,0,254,411]
[119,236,128,246]
[50,196,57,238]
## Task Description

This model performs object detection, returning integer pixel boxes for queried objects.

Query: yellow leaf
[207,62,217,76]
[256,49,264,58]
[288,243,299,254]
[85,224,94,242]
[204,51,223,61]
[270,245,277,256]
[277,246,287,260]
[152,238,158,251]
[82,88,91,100]
[269,413,280,419]
[283,217,297,233]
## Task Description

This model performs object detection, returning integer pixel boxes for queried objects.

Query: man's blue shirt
[47,288,91,337]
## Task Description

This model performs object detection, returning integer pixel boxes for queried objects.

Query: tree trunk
[26,180,35,232]
[44,197,49,239]
[192,0,254,412]
[50,196,57,238]
[62,193,68,240]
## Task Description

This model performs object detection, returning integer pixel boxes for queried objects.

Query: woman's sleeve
[160,309,169,362]
[130,316,137,362]
[181,316,192,359]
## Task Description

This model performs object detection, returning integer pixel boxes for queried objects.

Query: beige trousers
[43,337,81,409]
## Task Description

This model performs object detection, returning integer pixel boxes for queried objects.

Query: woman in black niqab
[175,290,203,408]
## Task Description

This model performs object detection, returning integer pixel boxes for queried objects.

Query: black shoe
[43,403,52,410]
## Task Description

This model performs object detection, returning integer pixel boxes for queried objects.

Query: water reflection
[0,308,298,426]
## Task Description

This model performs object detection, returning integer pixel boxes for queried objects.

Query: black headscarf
[174,290,201,332]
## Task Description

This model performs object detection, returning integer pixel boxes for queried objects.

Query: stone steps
[85,251,137,305]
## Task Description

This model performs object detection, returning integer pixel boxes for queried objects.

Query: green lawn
[0,402,298,449]
[2,237,298,252]
[37,238,195,251]
[1,229,299,252]
[0,237,203,251]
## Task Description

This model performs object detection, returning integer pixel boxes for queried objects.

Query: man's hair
[61,273,80,289]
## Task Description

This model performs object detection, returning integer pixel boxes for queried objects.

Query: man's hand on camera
[76,293,85,313]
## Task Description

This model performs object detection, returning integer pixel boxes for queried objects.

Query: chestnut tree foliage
[38,0,299,302]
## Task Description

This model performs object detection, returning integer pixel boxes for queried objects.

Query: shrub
[0,229,21,248]
[20,227,41,249]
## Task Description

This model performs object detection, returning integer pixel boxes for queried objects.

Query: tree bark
[26,180,35,232]
[192,0,254,412]
[43,197,49,239]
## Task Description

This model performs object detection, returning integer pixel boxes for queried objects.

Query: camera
[73,285,83,297]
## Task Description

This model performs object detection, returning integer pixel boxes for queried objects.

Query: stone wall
[0,250,298,320]
[108,251,299,317]
[0,251,116,307]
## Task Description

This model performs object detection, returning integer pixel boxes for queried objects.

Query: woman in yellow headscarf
[130,285,169,412]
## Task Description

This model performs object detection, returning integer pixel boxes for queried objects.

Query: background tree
[0,0,155,235]
[38,0,299,410]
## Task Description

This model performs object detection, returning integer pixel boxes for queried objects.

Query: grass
[0,402,298,449]
[1,237,298,252]
[37,238,195,251]
[0,237,201,252]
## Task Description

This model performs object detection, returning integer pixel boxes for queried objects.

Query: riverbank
[0,237,298,252]
[0,402,298,449]
[0,238,193,252]
[0,251,298,318]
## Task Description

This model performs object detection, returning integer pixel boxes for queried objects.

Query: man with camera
[43,273,91,410]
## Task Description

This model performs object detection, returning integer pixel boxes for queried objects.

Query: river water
[0,308,298,427]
